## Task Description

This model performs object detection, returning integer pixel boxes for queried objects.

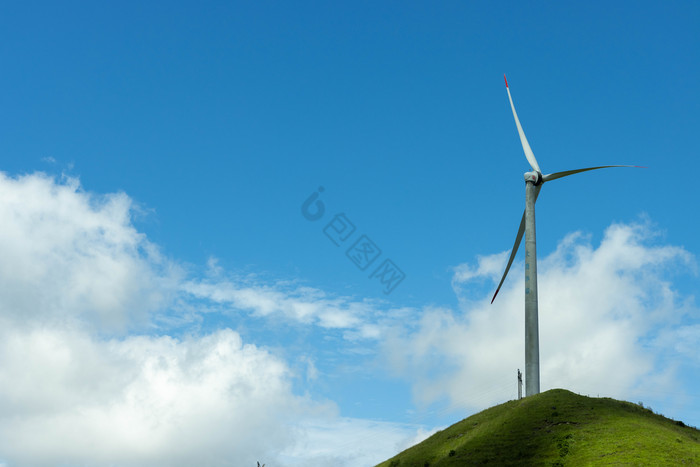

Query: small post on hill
[517,369,523,400]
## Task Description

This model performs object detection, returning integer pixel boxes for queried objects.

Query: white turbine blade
[492,184,542,303]
[491,212,524,304]
[505,74,541,174]
[542,165,644,183]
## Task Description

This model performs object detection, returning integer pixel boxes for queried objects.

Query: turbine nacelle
[524,171,543,185]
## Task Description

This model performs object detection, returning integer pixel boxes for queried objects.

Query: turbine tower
[492,75,639,397]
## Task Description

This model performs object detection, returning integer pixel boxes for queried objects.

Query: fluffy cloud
[183,279,376,330]
[0,326,314,467]
[0,319,422,467]
[384,221,697,414]
[0,173,319,465]
[280,418,438,467]
[0,172,423,467]
[0,172,178,331]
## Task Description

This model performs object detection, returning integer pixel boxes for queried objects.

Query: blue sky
[0,2,699,465]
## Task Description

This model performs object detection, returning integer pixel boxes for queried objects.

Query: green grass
[376,389,700,466]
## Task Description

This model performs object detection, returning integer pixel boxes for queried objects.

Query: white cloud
[452,251,508,284]
[0,318,434,467]
[0,172,423,467]
[0,172,179,332]
[384,221,697,414]
[0,323,333,467]
[0,173,324,466]
[182,278,378,331]
[0,315,422,467]
[280,418,437,467]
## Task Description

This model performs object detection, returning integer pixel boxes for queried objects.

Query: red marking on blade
[491,288,500,304]
[504,74,508,88]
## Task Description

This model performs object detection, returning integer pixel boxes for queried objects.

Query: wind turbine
[492,75,640,397]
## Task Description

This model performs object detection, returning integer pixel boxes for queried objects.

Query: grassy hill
[376,389,700,466]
